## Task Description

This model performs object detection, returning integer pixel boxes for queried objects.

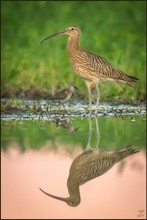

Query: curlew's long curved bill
[39,188,67,202]
[40,30,66,44]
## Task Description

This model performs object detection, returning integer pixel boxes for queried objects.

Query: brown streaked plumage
[51,82,78,103]
[39,144,139,207]
[40,26,139,115]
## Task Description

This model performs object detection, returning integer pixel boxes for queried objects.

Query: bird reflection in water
[55,117,79,134]
[40,117,139,207]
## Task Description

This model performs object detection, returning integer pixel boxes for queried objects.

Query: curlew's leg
[85,81,92,117]
[95,117,100,150]
[85,81,93,149]
[95,83,100,116]
[86,116,93,150]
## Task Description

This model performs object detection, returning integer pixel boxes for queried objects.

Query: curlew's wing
[80,48,139,86]
[68,145,139,186]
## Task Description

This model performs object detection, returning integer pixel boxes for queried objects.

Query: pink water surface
[1,145,146,219]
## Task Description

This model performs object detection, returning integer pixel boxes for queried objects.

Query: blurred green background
[1,1,146,101]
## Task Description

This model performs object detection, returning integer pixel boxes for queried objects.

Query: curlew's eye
[69,201,75,206]
[71,27,74,31]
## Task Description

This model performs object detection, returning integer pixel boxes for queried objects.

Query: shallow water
[1,98,146,119]
[1,101,146,219]
[1,147,146,219]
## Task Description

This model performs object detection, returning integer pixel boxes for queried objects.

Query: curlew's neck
[67,178,80,200]
[67,35,80,55]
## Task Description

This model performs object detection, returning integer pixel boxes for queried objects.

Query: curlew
[40,26,139,116]
[39,145,139,207]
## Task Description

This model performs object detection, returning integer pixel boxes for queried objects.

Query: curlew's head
[39,187,80,207]
[40,26,81,44]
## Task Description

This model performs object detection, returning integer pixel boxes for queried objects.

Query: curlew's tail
[117,68,139,87]
[124,74,139,87]
[116,144,139,161]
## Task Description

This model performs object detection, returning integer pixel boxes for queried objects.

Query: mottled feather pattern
[67,146,139,187]
[68,41,138,86]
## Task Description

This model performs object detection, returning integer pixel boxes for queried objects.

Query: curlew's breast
[69,55,100,83]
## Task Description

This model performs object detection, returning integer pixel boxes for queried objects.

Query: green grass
[1,1,146,101]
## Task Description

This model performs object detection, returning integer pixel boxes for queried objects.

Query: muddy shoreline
[1,98,146,120]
